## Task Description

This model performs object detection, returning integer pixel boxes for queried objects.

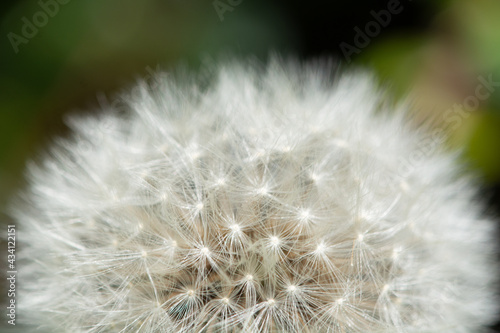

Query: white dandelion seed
[12,59,498,332]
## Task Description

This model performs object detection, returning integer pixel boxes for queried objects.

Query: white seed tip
[257,187,268,195]
[310,173,321,182]
[188,151,200,160]
[229,224,241,233]
[300,209,310,221]
[269,236,280,246]
[392,248,400,259]
[315,243,326,254]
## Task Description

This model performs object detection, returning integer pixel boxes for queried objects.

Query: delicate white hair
[14,58,498,332]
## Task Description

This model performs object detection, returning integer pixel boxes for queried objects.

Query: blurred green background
[1,0,500,330]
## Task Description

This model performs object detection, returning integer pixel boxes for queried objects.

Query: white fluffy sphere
[15,59,498,332]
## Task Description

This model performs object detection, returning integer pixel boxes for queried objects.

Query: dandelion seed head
[15,59,498,332]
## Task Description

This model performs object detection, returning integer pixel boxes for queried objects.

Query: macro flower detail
[16,60,497,332]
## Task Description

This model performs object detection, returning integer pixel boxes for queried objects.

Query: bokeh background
[1,0,500,331]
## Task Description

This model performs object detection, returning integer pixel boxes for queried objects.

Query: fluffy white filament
[15,59,498,332]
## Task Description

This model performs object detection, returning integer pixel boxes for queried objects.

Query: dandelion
[14,59,498,332]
